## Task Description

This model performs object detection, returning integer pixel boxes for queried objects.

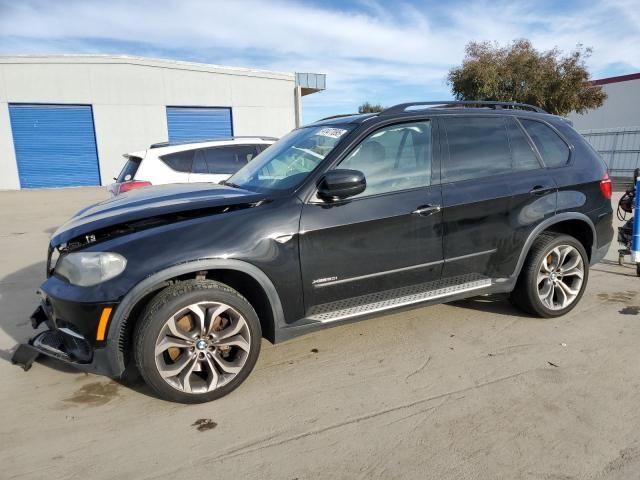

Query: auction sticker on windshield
[315,127,348,138]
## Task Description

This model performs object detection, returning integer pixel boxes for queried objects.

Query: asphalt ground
[1,187,639,480]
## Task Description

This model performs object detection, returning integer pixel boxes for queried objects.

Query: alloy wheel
[154,301,251,394]
[536,245,585,310]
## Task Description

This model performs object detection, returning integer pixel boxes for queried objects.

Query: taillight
[599,171,612,200]
[117,180,152,194]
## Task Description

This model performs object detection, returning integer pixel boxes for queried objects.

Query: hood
[51,182,267,246]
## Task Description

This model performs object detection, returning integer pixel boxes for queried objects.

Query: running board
[307,274,491,324]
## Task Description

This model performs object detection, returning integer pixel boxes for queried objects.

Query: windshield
[225,125,353,192]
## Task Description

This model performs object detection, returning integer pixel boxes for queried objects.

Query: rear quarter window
[160,150,194,172]
[520,119,570,168]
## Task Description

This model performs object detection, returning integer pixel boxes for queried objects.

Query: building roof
[0,54,296,81]
[591,73,640,86]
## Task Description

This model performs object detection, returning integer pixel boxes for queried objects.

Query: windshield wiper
[220,180,242,189]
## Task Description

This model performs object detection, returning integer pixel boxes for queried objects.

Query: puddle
[63,381,120,407]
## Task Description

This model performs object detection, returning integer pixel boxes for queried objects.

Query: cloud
[0,0,638,121]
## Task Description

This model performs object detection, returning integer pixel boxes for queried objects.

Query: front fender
[104,258,286,378]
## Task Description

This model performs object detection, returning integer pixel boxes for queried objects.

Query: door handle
[412,205,441,216]
[529,185,554,195]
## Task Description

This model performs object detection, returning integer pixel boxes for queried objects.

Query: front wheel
[511,233,589,318]
[134,280,262,404]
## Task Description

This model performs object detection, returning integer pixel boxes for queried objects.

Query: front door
[299,120,443,310]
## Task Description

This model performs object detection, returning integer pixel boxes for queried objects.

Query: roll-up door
[9,104,101,188]
[166,106,233,143]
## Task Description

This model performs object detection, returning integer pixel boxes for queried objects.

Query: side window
[196,146,257,175]
[442,117,511,182]
[192,149,208,174]
[160,150,194,173]
[338,121,432,197]
[520,119,570,168]
[506,117,542,171]
[238,145,258,164]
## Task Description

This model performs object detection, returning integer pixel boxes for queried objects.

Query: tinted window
[256,143,271,153]
[339,120,431,197]
[506,118,541,171]
[116,156,142,182]
[161,150,194,173]
[442,117,511,182]
[194,145,257,175]
[520,119,570,167]
[192,150,208,174]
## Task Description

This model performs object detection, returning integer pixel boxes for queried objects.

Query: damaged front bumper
[12,292,121,377]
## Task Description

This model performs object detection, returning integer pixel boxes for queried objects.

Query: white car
[109,137,276,195]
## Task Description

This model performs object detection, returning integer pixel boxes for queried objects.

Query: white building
[0,55,325,190]
[568,73,640,178]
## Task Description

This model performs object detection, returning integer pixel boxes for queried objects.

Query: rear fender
[510,212,597,283]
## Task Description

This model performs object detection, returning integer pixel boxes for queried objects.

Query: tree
[447,40,606,116]
[358,102,384,113]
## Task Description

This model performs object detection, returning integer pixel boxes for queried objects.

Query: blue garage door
[166,106,233,143]
[9,104,101,188]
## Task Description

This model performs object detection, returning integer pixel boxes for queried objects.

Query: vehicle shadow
[449,293,533,317]
[591,258,638,278]
[0,261,159,398]
[0,260,47,356]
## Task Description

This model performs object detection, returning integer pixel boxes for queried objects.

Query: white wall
[568,78,640,130]
[0,63,20,190]
[0,56,297,189]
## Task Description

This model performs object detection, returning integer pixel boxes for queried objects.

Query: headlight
[55,252,127,286]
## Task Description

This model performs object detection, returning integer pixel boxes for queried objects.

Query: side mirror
[318,169,366,200]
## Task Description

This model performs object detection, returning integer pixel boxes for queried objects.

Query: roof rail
[380,101,547,116]
[317,113,360,121]
[149,136,278,149]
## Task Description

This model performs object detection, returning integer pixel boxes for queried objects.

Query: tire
[134,279,262,404]
[510,233,589,318]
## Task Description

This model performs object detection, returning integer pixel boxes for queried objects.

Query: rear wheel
[511,233,589,317]
[134,280,261,403]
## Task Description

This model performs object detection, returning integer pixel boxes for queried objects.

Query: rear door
[439,115,514,279]
[190,145,260,183]
[506,117,558,272]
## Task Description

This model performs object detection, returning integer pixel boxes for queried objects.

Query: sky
[0,0,639,123]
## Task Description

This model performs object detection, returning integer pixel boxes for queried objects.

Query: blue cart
[617,169,640,276]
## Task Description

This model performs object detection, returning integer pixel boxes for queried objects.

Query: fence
[580,126,640,179]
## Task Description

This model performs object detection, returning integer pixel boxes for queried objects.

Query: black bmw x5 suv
[17,101,613,403]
